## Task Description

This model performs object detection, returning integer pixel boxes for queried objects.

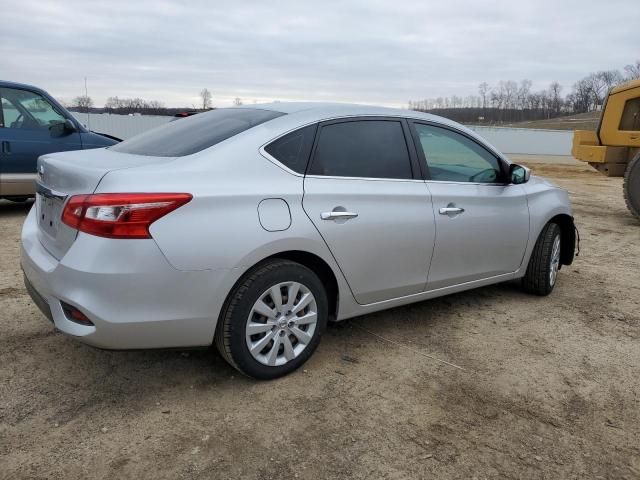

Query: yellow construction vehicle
[572,78,640,220]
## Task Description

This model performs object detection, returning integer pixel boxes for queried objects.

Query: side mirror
[64,118,77,133]
[50,118,77,137]
[510,164,531,184]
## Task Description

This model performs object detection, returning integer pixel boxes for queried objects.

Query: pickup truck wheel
[623,153,640,221]
[522,222,561,296]
[215,259,328,380]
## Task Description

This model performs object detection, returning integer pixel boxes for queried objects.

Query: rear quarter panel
[94,137,357,317]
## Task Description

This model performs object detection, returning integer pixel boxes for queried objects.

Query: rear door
[409,121,530,290]
[0,87,82,196]
[302,117,436,305]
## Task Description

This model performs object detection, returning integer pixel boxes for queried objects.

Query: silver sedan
[21,103,576,379]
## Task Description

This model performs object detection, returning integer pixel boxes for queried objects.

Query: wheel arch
[545,214,576,266]
[219,250,341,328]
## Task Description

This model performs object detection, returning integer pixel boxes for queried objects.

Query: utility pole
[84,77,91,129]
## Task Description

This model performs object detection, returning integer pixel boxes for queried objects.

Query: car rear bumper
[20,206,230,349]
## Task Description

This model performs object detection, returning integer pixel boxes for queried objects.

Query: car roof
[238,101,465,128]
[0,79,49,95]
[232,102,508,163]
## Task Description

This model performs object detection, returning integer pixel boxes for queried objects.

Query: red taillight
[61,193,192,239]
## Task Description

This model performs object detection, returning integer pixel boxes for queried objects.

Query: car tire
[521,222,562,296]
[214,259,328,380]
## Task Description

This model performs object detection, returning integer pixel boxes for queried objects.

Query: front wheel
[214,259,328,380]
[521,222,562,296]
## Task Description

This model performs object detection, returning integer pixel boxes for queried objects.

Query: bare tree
[572,78,593,113]
[478,82,489,109]
[104,96,122,112]
[549,81,563,116]
[200,88,212,110]
[233,97,243,106]
[598,70,624,91]
[72,95,93,110]
[624,60,640,80]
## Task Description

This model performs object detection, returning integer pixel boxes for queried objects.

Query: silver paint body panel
[20,103,573,349]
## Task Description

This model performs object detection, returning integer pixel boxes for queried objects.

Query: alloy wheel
[245,281,318,367]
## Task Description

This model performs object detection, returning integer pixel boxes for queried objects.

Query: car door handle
[439,206,465,215]
[1,140,10,154]
[321,210,358,221]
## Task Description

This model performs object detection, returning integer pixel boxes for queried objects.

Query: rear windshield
[110,108,284,157]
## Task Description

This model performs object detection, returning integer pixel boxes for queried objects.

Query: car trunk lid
[35,148,175,259]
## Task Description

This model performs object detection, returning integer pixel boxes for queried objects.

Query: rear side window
[264,124,317,173]
[308,120,412,179]
[110,108,284,157]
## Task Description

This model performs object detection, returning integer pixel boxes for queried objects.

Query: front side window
[413,123,503,183]
[0,87,66,130]
[308,120,412,179]
[264,124,317,173]
[110,108,285,157]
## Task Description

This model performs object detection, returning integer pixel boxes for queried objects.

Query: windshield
[110,108,284,157]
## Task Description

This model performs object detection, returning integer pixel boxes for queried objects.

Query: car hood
[82,131,120,147]
[528,174,561,190]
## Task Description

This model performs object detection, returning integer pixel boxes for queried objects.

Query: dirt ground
[1,158,639,479]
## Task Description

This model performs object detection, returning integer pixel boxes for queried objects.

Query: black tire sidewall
[224,262,328,380]
[545,225,561,292]
[523,222,561,296]
[624,154,640,220]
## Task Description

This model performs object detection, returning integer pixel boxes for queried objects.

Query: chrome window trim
[305,174,425,183]
[259,113,512,181]
[424,179,510,187]
[258,119,320,177]
[259,145,305,177]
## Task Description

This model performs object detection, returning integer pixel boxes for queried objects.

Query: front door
[409,121,530,290]
[303,118,436,305]
[0,87,82,197]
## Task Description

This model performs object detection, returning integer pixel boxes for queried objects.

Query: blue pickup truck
[0,80,118,201]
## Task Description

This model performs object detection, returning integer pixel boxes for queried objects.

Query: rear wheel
[623,153,640,221]
[522,222,562,296]
[215,259,328,380]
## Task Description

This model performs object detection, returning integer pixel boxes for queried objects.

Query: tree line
[408,60,640,123]
[67,88,246,116]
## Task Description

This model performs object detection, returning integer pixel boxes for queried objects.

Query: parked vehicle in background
[572,78,640,220]
[0,80,119,201]
[172,110,201,120]
[21,103,576,379]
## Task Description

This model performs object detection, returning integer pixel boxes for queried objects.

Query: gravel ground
[1,159,639,479]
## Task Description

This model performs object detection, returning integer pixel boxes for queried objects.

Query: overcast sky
[1,0,638,108]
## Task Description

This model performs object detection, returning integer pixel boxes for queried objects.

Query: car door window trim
[259,121,320,176]
[407,119,510,184]
[306,116,419,180]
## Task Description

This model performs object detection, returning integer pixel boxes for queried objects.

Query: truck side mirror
[64,118,77,133]
[49,118,78,138]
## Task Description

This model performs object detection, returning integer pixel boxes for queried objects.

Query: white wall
[72,112,574,156]
[71,112,172,140]
[469,126,572,156]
